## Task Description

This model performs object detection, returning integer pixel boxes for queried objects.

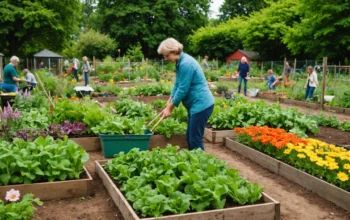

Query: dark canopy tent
[33,49,63,74]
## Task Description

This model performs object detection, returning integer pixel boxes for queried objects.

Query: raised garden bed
[70,137,101,152]
[224,138,350,212]
[204,128,237,143]
[324,105,347,114]
[0,167,92,201]
[94,96,120,103]
[96,160,281,220]
[149,134,188,150]
[218,76,238,82]
[257,92,282,102]
[280,98,320,110]
[130,95,170,104]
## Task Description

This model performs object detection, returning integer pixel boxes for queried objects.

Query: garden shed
[0,53,3,80]
[226,50,260,64]
[34,49,63,74]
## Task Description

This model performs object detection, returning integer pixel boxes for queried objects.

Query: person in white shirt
[72,58,79,81]
[304,66,318,99]
[22,69,37,93]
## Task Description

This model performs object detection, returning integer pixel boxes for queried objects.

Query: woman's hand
[162,103,175,118]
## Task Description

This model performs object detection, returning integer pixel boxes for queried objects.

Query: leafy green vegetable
[105,146,263,217]
[208,100,319,136]
[91,115,146,135]
[154,118,187,138]
[0,194,43,219]
[0,136,89,185]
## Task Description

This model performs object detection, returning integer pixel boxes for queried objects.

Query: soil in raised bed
[308,126,350,146]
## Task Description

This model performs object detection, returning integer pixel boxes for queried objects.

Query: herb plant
[0,193,43,219]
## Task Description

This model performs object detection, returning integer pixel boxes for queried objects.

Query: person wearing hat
[1,56,26,92]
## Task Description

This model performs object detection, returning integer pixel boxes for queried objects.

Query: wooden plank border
[70,137,101,152]
[224,138,350,212]
[0,167,92,201]
[96,160,280,220]
[149,134,188,150]
[204,128,237,143]
[281,98,320,109]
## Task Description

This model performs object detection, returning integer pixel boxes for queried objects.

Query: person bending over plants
[157,38,214,151]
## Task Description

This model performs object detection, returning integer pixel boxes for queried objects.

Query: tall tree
[189,17,245,60]
[283,0,350,60]
[239,0,299,60]
[96,0,211,58]
[218,0,268,22]
[81,0,97,30]
[0,0,82,56]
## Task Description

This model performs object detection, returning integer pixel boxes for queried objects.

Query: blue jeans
[238,75,247,95]
[0,83,17,92]
[84,72,89,86]
[73,69,78,81]
[267,83,276,91]
[186,105,214,151]
[305,85,315,99]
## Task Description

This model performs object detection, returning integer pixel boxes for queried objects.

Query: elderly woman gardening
[158,38,214,151]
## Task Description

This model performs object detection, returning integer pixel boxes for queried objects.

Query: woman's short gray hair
[241,56,247,63]
[10,56,19,62]
[157,38,183,55]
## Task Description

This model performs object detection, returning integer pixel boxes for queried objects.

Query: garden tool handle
[151,115,165,132]
[149,112,163,125]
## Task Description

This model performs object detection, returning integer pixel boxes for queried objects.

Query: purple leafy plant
[14,121,88,141]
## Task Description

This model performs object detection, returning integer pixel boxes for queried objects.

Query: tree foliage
[96,0,211,58]
[0,0,82,56]
[283,0,350,59]
[75,30,117,60]
[189,18,245,60]
[239,0,299,59]
[218,0,269,22]
[125,43,144,62]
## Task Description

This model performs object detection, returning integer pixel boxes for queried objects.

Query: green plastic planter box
[99,132,152,158]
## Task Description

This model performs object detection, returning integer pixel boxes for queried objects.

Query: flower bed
[234,126,350,190]
[96,146,280,219]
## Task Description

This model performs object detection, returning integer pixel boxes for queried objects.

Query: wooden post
[292,58,296,81]
[282,58,286,95]
[260,62,263,76]
[146,58,148,79]
[35,72,55,109]
[216,58,218,70]
[93,56,96,76]
[334,65,336,78]
[320,57,327,109]
[128,58,131,81]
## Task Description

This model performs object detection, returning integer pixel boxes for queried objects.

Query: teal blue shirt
[171,52,214,115]
[3,64,18,84]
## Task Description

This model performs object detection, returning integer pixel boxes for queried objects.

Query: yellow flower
[328,163,339,170]
[284,149,291,154]
[297,153,306,159]
[337,172,349,182]
[316,160,326,167]
[344,164,350,170]
[237,102,241,105]
[71,79,77,83]
[310,156,318,162]
[109,79,114,84]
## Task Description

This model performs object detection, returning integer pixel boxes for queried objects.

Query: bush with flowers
[0,189,43,219]
[234,126,350,190]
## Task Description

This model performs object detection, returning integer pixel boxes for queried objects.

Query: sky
[210,0,225,18]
